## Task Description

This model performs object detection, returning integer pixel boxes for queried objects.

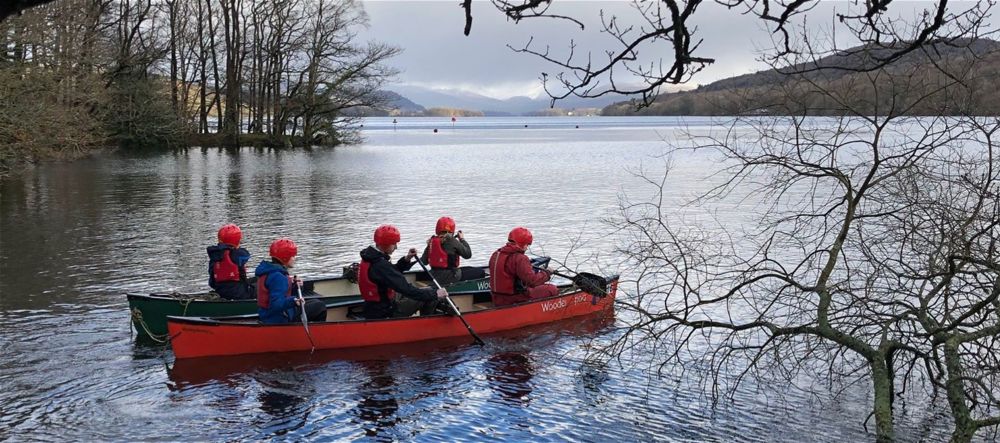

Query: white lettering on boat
[541,299,567,312]
[542,293,592,312]
[477,280,489,291]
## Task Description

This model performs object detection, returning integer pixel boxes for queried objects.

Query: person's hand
[456,230,464,240]
[436,288,448,299]
[293,275,303,287]
[294,297,303,307]
[407,248,418,260]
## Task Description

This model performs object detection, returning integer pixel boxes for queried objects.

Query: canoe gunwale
[166,274,619,328]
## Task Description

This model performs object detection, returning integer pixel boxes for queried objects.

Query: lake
[0,116,954,441]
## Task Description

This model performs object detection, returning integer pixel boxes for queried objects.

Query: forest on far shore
[0,0,398,172]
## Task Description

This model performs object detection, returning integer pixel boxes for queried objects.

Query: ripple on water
[0,123,973,441]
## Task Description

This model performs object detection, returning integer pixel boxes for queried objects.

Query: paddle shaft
[295,280,316,352]
[412,257,485,346]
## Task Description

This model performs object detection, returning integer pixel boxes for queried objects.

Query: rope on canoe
[130,308,171,343]
[179,297,193,316]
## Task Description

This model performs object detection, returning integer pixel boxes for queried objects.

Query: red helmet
[269,238,298,264]
[508,227,533,250]
[374,224,401,248]
[217,223,242,246]
[435,216,456,234]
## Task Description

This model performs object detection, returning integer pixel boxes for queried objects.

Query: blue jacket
[255,260,296,324]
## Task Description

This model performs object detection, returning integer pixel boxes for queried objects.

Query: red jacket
[489,243,551,295]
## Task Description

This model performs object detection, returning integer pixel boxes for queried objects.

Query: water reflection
[1,118,963,441]
[485,352,535,406]
[255,370,314,436]
[354,360,400,440]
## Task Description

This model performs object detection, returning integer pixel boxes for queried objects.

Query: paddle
[295,278,316,353]
[413,257,486,346]
[533,265,608,298]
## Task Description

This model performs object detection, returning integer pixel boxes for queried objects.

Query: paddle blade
[573,272,609,298]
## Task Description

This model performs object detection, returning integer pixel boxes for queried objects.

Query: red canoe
[167,275,618,359]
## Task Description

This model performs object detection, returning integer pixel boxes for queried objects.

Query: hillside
[603,39,1000,116]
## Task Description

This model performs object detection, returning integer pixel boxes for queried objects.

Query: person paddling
[255,238,326,324]
[489,227,558,306]
[359,224,448,319]
[420,216,486,286]
[207,223,255,300]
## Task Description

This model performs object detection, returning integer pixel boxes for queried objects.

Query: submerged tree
[605,43,1000,442]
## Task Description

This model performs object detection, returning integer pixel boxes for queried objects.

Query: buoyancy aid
[211,247,244,283]
[257,273,293,309]
[428,236,460,269]
[489,248,525,295]
[358,260,395,303]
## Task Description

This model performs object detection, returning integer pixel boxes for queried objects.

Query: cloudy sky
[358,0,944,100]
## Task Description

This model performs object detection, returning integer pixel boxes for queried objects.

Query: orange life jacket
[257,273,292,309]
[428,236,460,269]
[489,248,523,295]
[211,248,242,283]
[358,260,395,303]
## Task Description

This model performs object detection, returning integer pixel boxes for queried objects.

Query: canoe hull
[168,278,617,359]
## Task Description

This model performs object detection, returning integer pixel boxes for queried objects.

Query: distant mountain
[603,38,1000,116]
[388,85,629,115]
[340,90,425,117]
[380,90,425,113]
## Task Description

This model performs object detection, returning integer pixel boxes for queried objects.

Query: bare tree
[605,46,1000,442]
[294,0,399,144]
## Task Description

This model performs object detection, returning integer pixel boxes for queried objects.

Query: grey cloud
[359,0,936,98]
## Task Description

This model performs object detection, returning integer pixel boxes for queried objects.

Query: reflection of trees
[355,361,400,439]
[485,352,535,406]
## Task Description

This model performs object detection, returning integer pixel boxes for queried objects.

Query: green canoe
[128,262,503,341]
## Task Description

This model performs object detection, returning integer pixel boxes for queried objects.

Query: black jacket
[360,246,436,318]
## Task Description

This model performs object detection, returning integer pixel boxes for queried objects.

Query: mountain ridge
[603,38,1000,116]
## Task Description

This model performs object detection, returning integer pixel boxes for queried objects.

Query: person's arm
[395,248,418,271]
[375,261,437,301]
[267,273,296,311]
[420,241,430,264]
[445,235,473,259]
[513,254,551,287]
[235,248,251,267]
[208,261,216,287]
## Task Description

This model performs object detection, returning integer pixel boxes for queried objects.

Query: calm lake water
[0,116,955,441]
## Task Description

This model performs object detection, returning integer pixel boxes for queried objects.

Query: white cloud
[359,0,940,99]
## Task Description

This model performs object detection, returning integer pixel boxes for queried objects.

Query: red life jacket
[257,273,293,309]
[358,260,395,303]
[489,248,523,295]
[428,236,460,269]
[211,247,243,283]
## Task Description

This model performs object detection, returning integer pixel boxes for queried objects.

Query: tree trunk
[944,340,977,443]
[168,0,178,114]
[204,0,223,134]
[870,357,895,443]
[197,1,208,133]
[220,0,240,148]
